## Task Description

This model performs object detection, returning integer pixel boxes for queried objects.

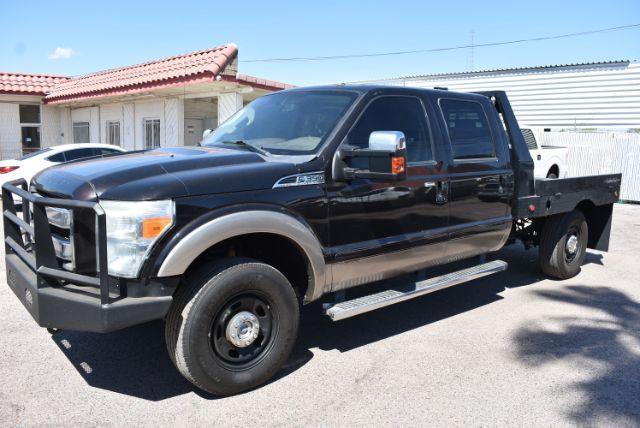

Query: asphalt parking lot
[0,203,638,427]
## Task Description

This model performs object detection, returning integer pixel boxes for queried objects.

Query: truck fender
[155,210,329,302]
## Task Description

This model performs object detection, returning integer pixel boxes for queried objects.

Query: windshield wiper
[220,140,269,156]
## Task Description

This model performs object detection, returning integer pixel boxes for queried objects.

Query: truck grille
[30,192,74,269]
[3,180,111,304]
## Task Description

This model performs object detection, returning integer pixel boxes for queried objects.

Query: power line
[243,23,640,63]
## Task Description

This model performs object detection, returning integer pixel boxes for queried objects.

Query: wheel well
[547,164,559,177]
[183,233,312,300]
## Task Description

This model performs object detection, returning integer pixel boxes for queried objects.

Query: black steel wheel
[165,258,299,396]
[539,210,588,279]
[210,293,274,368]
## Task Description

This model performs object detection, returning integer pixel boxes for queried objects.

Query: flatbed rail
[515,173,622,219]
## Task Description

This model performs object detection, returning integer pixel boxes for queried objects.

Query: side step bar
[325,260,508,321]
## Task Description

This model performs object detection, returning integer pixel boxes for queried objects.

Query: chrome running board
[325,260,508,321]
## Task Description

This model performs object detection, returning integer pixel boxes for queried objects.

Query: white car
[520,126,569,179]
[0,143,125,200]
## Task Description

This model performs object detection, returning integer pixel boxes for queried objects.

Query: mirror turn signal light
[391,156,405,174]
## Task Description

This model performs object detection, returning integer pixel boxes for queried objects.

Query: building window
[19,104,41,155]
[19,105,40,124]
[106,121,121,146]
[144,118,161,149]
[73,122,90,144]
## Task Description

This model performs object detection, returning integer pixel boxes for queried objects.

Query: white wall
[0,103,21,159]
[60,98,186,150]
[99,103,124,145]
[134,100,164,149]
[361,62,640,129]
[70,106,100,143]
[60,107,72,144]
[122,103,135,150]
[41,105,62,148]
[218,92,243,125]
[165,98,184,147]
[538,131,640,202]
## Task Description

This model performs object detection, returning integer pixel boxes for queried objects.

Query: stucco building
[0,43,291,160]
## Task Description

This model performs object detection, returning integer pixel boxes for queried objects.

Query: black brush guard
[2,179,173,332]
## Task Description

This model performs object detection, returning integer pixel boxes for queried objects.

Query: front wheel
[539,210,588,279]
[165,258,300,396]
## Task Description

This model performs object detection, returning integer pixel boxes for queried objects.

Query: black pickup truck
[3,86,621,395]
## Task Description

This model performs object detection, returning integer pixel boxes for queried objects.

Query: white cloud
[48,47,77,60]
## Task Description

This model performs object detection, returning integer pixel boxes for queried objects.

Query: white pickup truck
[521,126,569,179]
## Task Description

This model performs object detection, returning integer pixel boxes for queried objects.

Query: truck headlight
[99,200,174,278]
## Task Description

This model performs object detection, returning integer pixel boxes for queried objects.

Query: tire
[165,258,300,396]
[539,210,588,279]
[546,171,558,179]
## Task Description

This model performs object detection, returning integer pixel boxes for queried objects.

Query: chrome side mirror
[368,131,406,152]
[333,130,407,182]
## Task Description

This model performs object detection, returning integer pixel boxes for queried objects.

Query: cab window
[439,99,496,160]
[345,96,433,163]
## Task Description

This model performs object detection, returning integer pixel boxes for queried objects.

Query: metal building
[356,60,640,130]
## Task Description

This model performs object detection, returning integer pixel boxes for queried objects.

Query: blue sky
[1,0,639,86]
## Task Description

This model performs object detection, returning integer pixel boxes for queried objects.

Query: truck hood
[31,147,300,201]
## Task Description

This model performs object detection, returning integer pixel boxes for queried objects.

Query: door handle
[435,180,448,205]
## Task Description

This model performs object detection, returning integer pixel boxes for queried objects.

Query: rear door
[435,95,513,255]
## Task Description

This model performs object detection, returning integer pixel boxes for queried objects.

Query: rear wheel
[539,210,588,279]
[165,258,299,396]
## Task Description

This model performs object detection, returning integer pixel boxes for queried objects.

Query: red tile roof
[44,43,239,104]
[1,44,292,103]
[0,72,69,96]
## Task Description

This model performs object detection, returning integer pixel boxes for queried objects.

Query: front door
[436,96,513,255]
[327,94,449,290]
[185,118,204,146]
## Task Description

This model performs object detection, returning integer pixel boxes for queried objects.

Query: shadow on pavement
[49,243,610,402]
[512,285,640,425]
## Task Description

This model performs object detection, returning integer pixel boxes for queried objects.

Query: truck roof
[281,84,486,100]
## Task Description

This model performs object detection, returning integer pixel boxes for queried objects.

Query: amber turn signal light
[142,217,172,239]
[391,156,405,174]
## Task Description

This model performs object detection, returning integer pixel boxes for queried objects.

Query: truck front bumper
[3,179,178,333]
[6,253,174,333]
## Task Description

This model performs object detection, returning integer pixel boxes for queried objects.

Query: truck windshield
[202,91,357,156]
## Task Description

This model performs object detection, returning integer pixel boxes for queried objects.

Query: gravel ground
[0,204,638,427]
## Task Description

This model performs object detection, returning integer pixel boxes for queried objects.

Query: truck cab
[2,85,620,396]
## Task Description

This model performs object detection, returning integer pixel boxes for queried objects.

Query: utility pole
[468,30,475,71]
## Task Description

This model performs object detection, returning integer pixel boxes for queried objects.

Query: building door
[19,105,41,156]
[185,118,204,146]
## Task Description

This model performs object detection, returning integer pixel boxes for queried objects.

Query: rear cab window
[438,98,496,161]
